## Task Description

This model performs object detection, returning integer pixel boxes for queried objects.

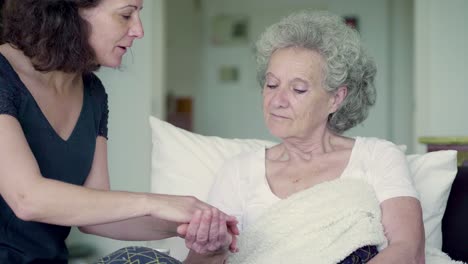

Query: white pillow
[150,117,275,201]
[407,151,457,249]
[149,116,457,259]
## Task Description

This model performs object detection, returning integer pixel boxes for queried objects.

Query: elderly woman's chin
[266,122,292,139]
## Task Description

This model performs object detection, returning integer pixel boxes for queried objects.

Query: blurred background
[1,0,466,261]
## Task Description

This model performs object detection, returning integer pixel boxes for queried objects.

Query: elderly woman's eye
[266,84,278,89]
[294,89,307,94]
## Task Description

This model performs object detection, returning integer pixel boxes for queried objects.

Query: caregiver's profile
[0,0,237,263]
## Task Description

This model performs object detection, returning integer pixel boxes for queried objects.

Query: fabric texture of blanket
[228,178,386,264]
[227,177,465,264]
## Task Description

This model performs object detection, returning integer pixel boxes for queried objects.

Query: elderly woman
[182,11,425,264]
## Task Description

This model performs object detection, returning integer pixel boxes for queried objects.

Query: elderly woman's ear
[329,86,348,114]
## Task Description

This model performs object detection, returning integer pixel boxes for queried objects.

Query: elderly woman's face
[80,0,144,68]
[262,47,336,139]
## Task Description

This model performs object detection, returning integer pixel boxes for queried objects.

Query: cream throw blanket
[228,178,386,264]
[227,178,465,264]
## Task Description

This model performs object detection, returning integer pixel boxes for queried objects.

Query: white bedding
[228,178,386,264]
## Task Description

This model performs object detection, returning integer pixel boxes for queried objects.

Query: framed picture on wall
[211,14,249,46]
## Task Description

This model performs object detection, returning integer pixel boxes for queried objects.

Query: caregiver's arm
[78,137,236,241]
[368,196,425,264]
[0,117,211,240]
[77,136,178,240]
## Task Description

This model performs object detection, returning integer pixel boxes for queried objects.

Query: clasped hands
[177,208,239,255]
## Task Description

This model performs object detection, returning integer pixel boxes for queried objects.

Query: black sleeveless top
[0,54,109,263]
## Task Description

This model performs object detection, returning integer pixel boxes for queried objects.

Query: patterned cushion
[95,247,181,264]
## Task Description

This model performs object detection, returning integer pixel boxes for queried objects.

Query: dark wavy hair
[2,0,102,73]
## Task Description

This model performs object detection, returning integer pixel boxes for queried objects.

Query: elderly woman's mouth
[271,113,289,119]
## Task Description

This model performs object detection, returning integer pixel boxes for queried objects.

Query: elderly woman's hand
[178,208,239,255]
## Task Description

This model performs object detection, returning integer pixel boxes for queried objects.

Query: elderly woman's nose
[272,89,289,108]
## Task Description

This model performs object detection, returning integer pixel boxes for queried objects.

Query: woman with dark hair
[0,0,237,263]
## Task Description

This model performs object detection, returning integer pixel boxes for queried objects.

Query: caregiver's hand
[178,208,239,254]
[149,194,214,223]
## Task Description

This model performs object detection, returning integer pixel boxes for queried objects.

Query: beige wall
[413,0,468,152]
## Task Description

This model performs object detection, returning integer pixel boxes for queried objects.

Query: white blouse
[208,137,419,231]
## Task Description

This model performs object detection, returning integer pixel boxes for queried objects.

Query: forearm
[373,198,425,264]
[12,177,153,226]
[78,216,180,241]
[368,242,425,264]
[1,121,201,229]
[183,250,228,264]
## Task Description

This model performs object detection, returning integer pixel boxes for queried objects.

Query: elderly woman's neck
[278,131,347,161]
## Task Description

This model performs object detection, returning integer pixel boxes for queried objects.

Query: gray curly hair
[255,11,376,134]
